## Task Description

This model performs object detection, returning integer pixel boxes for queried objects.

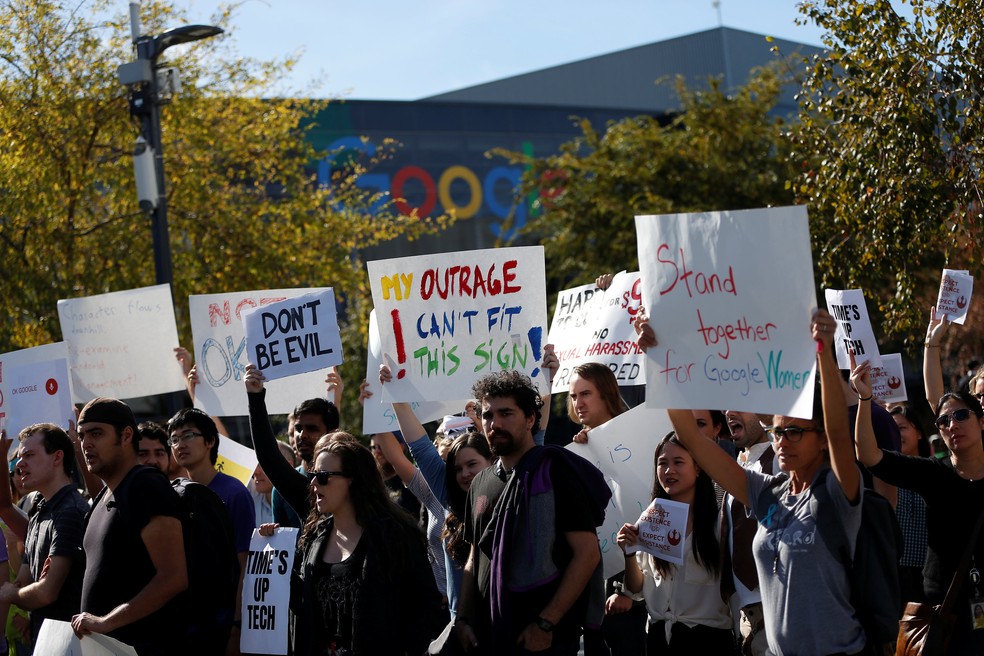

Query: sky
[152,0,831,100]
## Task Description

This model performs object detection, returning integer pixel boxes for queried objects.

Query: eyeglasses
[167,432,204,447]
[768,426,818,443]
[308,470,347,485]
[935,408,973,430]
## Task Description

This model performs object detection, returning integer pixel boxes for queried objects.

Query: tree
[794,0,984,352]
[0,0,447,420]
[496,66,798,291]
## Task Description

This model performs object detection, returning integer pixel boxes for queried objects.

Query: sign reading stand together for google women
[367,246,548,403]
[635,206,818,419]
[57,284,185,403]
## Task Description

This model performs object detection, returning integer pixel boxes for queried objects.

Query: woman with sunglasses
[262,435,443,655]
[854,359,984,654]
[640,309,867,655]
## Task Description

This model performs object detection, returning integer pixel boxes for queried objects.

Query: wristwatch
[535,617,555,633]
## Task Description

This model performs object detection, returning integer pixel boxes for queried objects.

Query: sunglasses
[768,426,818,443]
[935,408,973,430]
[308,470,347,485]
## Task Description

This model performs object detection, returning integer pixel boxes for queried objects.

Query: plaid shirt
[897,487,929,568]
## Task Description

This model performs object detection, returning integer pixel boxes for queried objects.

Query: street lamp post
[117,2,222,286]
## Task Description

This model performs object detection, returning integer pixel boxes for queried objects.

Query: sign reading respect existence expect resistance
[636,206,818,419]
[367,246,548,403]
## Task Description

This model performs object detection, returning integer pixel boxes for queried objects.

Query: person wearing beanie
[71,397,187,655]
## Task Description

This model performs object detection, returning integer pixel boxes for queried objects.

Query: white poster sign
[625,497,690,565]
[57,285,185,402]
[636,206,818,419]
[189,289,332,416]
[362,310,465,435]
[566,404,673,577]
[3,358,74,451]
[936,269,973,325]
[35,618,138,655]
[367,247,548,403]
[0,342,70,429]
[550,271,646,393]
[824,289,882,369]
[242,290,343,382]
[870,353,907,403]
[241,528,299,655]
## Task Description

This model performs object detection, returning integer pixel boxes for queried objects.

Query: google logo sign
[316,136,530,236]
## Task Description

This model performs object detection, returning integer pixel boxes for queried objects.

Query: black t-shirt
[82,466,181,651]
[25,483,88,637]
[463,448,597,642]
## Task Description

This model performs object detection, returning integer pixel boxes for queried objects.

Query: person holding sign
[563,363,647,656]
[653,310,867,655]
[858,350,984,653]
[262,436,443,656]
[616,432,733,654]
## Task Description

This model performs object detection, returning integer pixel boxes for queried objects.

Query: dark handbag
[896,506,984,656]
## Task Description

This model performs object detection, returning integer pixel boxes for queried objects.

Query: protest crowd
[3,222,984,656]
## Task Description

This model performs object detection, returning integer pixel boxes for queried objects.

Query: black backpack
[170,476,240,636]
[757,469,903,649]
[89,469,240,637]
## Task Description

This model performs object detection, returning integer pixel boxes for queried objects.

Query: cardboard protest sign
[625,497,690,565]
[362,310,466,435]
[550,271,646,393]
[566,404,673,577]
[367,247,548,403]
[189,289,333,416]
[217,435,259,486]
[242,290,343,382]
[3,357,73,456]
[870,353,907,404]
[0,342,70,431]
[57,284,185,402]
[241,528,299,655]
[825,289,882,369]
[636,206,818,419]
[936,269,973,325]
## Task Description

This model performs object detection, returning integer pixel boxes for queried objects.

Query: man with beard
[456,371,610,655]
[72,398,187,654]
[720,410,779,656]
[246,365,341,522]
[135,422,170,475]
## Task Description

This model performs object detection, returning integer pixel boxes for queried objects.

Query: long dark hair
[300,434,424,578]
[649,432,720,578]
[442,432,492,565]
[890,404,931,458]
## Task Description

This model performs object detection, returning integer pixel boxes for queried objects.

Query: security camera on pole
[117,1,223,286]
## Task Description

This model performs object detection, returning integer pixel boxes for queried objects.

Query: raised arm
[850,359,884,469]
[814,310,860,503]
[923,307,948,413]
[245,364,310,518]
[669,408,750,506]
